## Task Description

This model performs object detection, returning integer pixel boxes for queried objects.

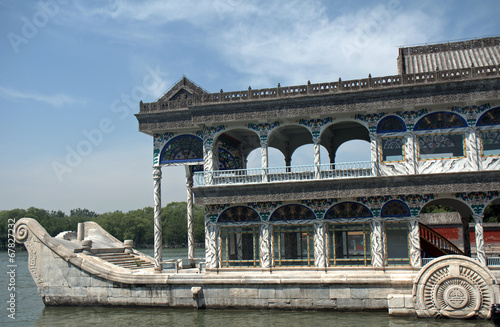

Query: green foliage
[484,203,500,222]
[420,205,456,214]
[0,203,206,250]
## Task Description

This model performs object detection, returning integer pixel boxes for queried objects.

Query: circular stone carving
[413,255,498,319]
[443,284,469,309]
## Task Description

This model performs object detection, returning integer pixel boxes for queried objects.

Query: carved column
[203,139,215,185]
[185,166,195,261]
[152,166,163,272]
[466,127,480,171]
[405,132,417,175]
[260,223,272,268]
[369,133,380,176]
[314,221,326,267]
[409,219,422,267]
[261,141,268,182]
[370,219,384,267]
[473,214,486,266]
[205,222,219,269]
[313,137,321,179]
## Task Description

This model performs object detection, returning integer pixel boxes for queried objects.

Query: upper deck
[136,37,500,204]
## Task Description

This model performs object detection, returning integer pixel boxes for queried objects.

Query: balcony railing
[193,161,373,187]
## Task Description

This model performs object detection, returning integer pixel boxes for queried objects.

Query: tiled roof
[398,36,500,74]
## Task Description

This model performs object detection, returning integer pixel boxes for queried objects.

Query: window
[327,223,371,266]
[384,222,410,265]
[272,225,314,266]
[414,112,467,130]
[417,133,465,160]
[160,134,203,164]
[377,116,406,133]
[380,137,404,162]
[220,226,260,267]
[481,130,500,156]
[477,107,500,126]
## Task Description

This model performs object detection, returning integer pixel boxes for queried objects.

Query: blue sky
[1,0,499,214]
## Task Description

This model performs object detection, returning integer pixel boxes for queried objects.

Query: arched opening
[212,129,261,170]
[218,206,261,267]
[270,204,315,266]
[320,121,370,164]
[268,125,312,167]
[420,198,472,257]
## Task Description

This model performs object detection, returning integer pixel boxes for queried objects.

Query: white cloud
[0,86,77,107]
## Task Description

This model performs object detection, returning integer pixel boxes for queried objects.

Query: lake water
[0,249,494,326]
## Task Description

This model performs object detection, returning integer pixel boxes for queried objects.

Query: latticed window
[218,206,260,222]
[414,112,467,130]
[417,133,465,160]
[481,130,500,156]
[327,223,371,266]
[477,107,500,126]
[324,202,373,219]
[270,205,315,221]
[160,135,203,164]
[381,200,411,217]
[377,116,406,133]
[272,225,314,267]
[384,222,410,266]
[220,226,260,267]
[380,137,404,162]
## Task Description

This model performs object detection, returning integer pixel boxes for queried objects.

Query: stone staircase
[94,251,155,270]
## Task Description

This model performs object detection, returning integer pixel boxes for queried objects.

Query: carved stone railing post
[205,222,219,269]
[473,214,486,266]
[260,222,271,268]
[370,219,384,267]
[314,221,326,268]
[152,166,163,272]
[409,218,422,267]
[185,166,195,261]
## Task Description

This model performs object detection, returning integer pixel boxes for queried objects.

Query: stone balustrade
[139,64,500,114]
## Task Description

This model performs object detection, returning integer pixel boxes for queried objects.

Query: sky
[0,0,499,214]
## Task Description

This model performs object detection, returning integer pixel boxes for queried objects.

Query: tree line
[0,202,204,251]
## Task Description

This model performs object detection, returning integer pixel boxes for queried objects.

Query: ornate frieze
[396,109,428,131]
[354,112,386,133]
[298,117,334,138]
[397,194,435,216]
[451,103,491,125]
[247,121,280,143]
[357,196,391,217]
[455,191,499,214]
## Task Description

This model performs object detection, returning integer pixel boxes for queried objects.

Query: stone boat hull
[14,218,500,319]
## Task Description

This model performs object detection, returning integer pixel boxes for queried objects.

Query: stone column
[473,214,486,266]
[185,166,195,261]
[313,137,321,179]
[405,132,417,175]
[205,222,219,269]
[152,166,163,272]
[409,219,422,267]
[260,223,272,268]
[466,127,480,171]
[314,221,326,267]
[370,219,384,267]
[369,133,380,176]
[261,141,268,182]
